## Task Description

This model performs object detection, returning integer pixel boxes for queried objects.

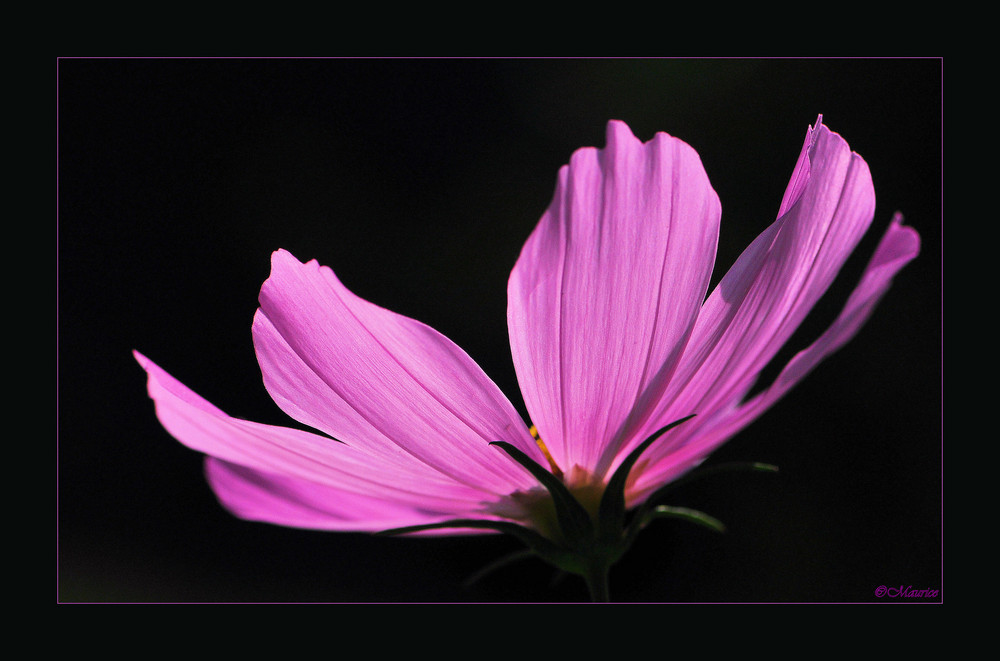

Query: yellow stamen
[529,425,564,480]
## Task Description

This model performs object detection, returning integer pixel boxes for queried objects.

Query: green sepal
[597,414,696,539]
[645,505,727,533]
[377,518,579,572]
[379,445,776,601]
[490,441,594,546]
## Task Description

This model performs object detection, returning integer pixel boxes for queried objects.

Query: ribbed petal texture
[508,121,721,477]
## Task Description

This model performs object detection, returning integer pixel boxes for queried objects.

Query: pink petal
[507,120,721,476]
[252,250,541,495]
[205,458,486,533]
[134,350,511,513]
[635,119,882,461]
[631,214,920,496]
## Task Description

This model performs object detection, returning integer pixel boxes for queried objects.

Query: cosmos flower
[135,117,919,599]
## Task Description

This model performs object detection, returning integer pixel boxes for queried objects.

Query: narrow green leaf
[625,460,778,547]
[597,414,696,537]
[380,517,587,575]
[657,461,779,497]
[647,505,726,533]
[490,441,594,544]
[377,517,535,539]
[463,549,534,587]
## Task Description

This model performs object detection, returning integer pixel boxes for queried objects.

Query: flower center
[490,425,607,544]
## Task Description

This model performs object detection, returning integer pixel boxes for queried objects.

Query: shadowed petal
[635,120,882,462]
[508,121,721,476]
[632,214,920,497]
[134,350,509,512]
[205,458,493,533]
[253,250,541,495]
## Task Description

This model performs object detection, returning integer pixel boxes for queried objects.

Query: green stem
[584,564,611,602]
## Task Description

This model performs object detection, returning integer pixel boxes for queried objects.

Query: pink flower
[135,118,919,598]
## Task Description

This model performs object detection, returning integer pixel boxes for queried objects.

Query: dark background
[57,58,942,603]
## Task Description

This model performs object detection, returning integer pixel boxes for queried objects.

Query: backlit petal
[631,214,919,496]
[508,121,721,476]
[635,120,880,462]
[253,250,541,495]
[134,350,504,512]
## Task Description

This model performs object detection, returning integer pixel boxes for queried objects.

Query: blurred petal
[632,214,920,496]
[252,250,542,496]
[134,350,504,511]
[638,120,879,456]
[508,121,721,476]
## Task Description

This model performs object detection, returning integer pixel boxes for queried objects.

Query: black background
[58,58,942,603]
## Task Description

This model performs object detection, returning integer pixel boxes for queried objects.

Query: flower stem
[584,564,611,602]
